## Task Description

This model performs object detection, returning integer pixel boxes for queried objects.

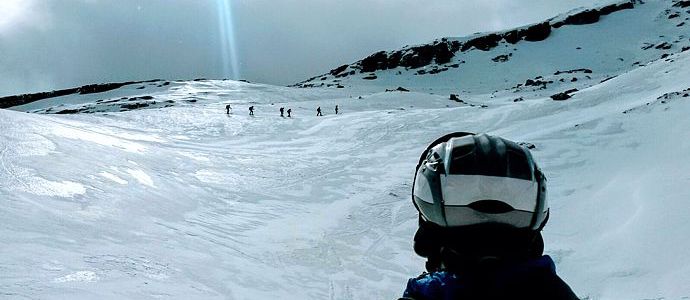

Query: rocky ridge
[294,0,637,88]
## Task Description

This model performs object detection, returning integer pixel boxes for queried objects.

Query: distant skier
[287,108,292,118]
[249,106,254,116]
[335,105,339,115]
[280,107,285,117]
[225,104,232,114]
[316,106,322,116]
[401,132,578,300]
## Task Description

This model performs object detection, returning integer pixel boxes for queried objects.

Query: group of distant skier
[225,104,339,117]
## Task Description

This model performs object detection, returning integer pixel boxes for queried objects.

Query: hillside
[295,0,690,96]
[2,0,690,299]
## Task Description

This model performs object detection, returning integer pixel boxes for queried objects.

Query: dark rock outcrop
[551,93,572,101]
[501,22,552,44]
[524,78,553,89]
[503,30,521,44]
[599,1,634,15]
[400,42,456,68]
[387,52,403,69]
[554,68,593,75]
[79,82,137,95]
[360,51,389,72]
[433,42,456,64]
[427,67,449,75]
[386,87,410,92]
[462,34,502,51]
[0,79,161,109]
[492,54,510,62]
[655,42,673,49]
[335,71,351,78]
[121,102,151,110]
[553,1,634,28]
[342,7,594,75]
[673,0,690,8]
[562,10,601,26]
[523,22,552,41]
[330,64,349,76]
[354,40,460,72]
[550,88,579,101]
[55,108,87,114]
[400,46,435,68]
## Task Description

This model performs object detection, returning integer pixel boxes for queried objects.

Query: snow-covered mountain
[295,0,690,96]
[2,0,690,299]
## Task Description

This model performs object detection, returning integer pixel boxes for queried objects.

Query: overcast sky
[0,0,604,96]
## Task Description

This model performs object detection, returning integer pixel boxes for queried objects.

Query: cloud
[0,0,51,35]
[1,0,225,96]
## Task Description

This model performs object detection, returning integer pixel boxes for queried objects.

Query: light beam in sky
[217,0,241,80]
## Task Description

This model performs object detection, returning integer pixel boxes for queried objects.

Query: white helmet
[412,132,548,231]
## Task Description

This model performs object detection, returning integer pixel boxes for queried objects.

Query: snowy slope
[4,79,353,115]
[296,0,690,96]
[2,0,690,299]
[3,52,690,298]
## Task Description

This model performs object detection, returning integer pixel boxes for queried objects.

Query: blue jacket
[401,255,578,300]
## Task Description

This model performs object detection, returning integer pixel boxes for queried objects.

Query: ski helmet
[412,132,548,231]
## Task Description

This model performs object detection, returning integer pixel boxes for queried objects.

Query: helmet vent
[468,200,515,214]
[506,149,532,180]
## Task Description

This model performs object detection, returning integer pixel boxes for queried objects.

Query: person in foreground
[401,132,578,300]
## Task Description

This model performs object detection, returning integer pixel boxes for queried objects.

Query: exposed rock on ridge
[296,0,635,86]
